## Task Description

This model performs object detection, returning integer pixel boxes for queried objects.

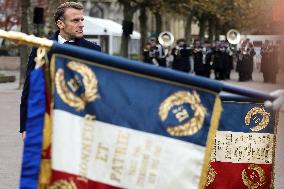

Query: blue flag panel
[219,97,276,134]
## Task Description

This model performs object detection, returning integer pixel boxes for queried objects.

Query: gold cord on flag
[35,47,47,68]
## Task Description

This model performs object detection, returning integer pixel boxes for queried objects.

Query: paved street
[0,69,283,188]
[0,89,22,189]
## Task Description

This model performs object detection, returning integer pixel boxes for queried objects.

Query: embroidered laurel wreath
[242,164,266,188]
[55,61,98,111]
[49,179,77,189]
[245,107,270,132]
[206,165,217,187]
[159,91,207,136]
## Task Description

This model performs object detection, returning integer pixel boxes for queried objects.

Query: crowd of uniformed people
[142,37,281,83]
[260,40,281,83]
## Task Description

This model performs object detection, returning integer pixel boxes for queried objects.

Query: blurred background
[1,0,283,54]
[0,0,284,86]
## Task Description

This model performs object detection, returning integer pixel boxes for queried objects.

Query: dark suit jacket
[20,31,101,132]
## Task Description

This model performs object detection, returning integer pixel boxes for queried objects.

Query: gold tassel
[38,113,52,188]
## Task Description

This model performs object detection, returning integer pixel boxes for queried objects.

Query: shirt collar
[58,35,75,44]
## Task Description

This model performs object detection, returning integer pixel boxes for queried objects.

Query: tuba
[227,29,243,59]
[226,29,241,45]
[157,31,174,58]
[158,31,174,47]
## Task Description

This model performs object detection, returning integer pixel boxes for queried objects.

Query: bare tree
[19,0,32,88]
[137,0,160,60]
[148,0,164,38]
[139,5,147,59]
[117,0,138,58]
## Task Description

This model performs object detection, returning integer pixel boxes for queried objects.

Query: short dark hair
[148,37,156,42]
[176,38,185,44]
[54,2,84,23]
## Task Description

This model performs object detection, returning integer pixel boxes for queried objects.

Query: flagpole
[0,29,53,48]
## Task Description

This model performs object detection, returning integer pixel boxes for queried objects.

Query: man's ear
[57,20,64,29]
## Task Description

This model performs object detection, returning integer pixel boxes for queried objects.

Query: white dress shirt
[58,35,75,44]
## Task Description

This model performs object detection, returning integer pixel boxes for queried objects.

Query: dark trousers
[215,70,225,80]
[263,72,276,83]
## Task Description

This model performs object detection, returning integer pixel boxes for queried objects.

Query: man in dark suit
[237,38,255,81]
[171,39,192,72]
[20,2,101,140]
[193,40,205,76]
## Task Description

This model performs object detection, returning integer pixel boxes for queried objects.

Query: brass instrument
[157,31,174,59]
[158,31,174,47]
[227,29,256,59]
[226,29,241,45]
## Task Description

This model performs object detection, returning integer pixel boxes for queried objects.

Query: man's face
[149,38,156,46]
[178,41,185,47]
[57,8,84,40]
[204,43,210,48]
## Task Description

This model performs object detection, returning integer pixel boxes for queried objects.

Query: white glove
[264,90,284,112]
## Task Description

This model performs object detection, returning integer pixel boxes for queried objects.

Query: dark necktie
[63,41,76,45]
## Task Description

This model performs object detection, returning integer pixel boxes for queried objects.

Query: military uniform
[236,39,255,81]
[212,45,227,80]
[261,42,278,83]
[193,46,206,76]
[172,44,192,72]
[204,46,213,78]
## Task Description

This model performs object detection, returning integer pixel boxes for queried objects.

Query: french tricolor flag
[47,54,222,189]
[207,99,278,189]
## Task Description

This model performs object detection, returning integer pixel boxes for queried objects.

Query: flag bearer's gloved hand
[264,90,284,112]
